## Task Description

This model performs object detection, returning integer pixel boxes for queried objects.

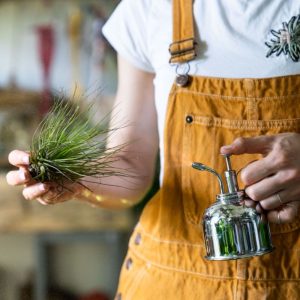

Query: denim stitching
[191,115,300,130]
[129,246,234,279]
[136,223,204,248]
[170,89,300,101]
[129,246,300,281]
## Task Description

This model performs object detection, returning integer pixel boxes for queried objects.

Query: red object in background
[79,291,110,300]
[36,24,55,116]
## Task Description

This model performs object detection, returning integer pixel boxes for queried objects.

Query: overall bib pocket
[181,113,300,236]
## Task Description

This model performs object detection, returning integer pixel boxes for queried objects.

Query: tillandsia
[29,95,127,192]
[265,14,300,62]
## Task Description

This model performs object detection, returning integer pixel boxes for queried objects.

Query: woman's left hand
[220,132,300,224]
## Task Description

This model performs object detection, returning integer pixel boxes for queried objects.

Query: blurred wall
[0,0,129,299]
[0,0,117,95]
[0,234,124,298]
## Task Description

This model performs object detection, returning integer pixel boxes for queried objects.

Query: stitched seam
[233,278,237,300]
[133,228,300,280]
[135,224,300,250]
[194,116,300,125]
[247,100,259,120]
[246,100,251,121]
[136,223,205,248]
[236,276,300,282]
[130,246,300,281]
[182,120,200,225]
[129,246,234,279]
[169,89,300,101]
[191,115,300,130]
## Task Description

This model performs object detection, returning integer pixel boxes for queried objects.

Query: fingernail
[39,184,47,192]
[19,170,26,181]
[220,145,232,153]
[23,156,29,164]
[221,145,232,150]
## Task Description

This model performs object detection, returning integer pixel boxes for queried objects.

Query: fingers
[267,201,300,224]
[258,192,285,211]
[6,159,55,203]
[36,190,59,206]
[220,136,278,185]
[7,150,51,203]
[220,134,300,224]
[7,150,73,206]
[36,186,74,205]
[244,196,300,223]
[244,198,265,213]
[6,167,32,186]
[244,180,300,223]
[244,172,285,201]
[243,175,300,223]
[36,198,51,206]
[7,150,32,186]
[240,156,276,186]
[220,136,274,155]
[256,182,300,210]
[22,183,49,200]
[244,188,300,224]
[23,183,72,205]
[8,150,30,167]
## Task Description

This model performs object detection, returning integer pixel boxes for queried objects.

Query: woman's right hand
[6,150,76,205]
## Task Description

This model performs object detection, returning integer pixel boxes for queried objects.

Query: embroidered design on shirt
[265,15,300,62]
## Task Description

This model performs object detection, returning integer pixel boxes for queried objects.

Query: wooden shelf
[0,89,41,108]
[0,199,135,234]
[0,175,135,234]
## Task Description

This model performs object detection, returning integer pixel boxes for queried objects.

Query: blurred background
[0,0,152,299]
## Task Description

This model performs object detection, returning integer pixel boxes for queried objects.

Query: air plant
[265,14,300,62]
[29,95,126,191]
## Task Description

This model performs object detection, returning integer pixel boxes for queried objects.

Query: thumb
[220,135,275,155]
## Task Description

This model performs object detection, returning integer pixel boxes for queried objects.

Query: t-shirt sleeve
[102,0,154,73]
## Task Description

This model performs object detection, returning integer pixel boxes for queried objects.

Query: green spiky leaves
[265,15,300,62]
[29,97,125,188]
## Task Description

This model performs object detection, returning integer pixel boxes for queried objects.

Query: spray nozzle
[192,154,240,195]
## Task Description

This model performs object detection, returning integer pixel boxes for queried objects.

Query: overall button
[134,232,142,245]
[186,115,193,123]
[176,74,190,87]
[125,257,133,270]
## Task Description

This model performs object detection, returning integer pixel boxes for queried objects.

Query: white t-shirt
[103,0,300,181]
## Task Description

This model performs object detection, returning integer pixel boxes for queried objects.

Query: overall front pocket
[181,114,300,235]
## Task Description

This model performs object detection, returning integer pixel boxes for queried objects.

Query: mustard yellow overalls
[115,0,300,299]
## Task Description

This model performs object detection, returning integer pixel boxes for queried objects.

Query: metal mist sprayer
[192,155,274,260]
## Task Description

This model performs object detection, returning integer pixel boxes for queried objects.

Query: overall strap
[169,0,197,64]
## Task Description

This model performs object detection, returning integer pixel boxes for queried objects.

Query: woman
[7,0,300,299]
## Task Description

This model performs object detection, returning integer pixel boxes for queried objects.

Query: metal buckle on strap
[169,38,197,64]
[169,38,197,56]
[169,51,196,65]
